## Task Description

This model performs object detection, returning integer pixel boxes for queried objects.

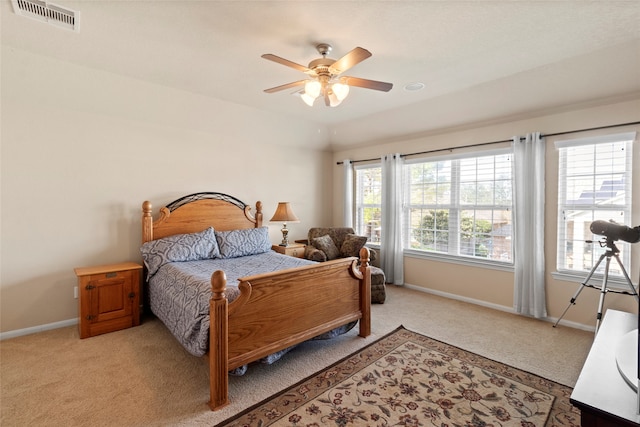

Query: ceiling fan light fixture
[262,43,392,108]
[332,83,349,101]
[300,92,316,107]
[304,80,322,98]
[328,91,342,107]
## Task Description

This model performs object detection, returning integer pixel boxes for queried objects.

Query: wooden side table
[74,262,143,339]
[272,243,306,259]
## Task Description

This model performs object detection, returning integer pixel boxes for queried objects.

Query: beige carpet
[0,286,593,426]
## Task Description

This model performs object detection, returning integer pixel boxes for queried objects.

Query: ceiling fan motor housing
[310,43,339,80]
[308,58,336,77]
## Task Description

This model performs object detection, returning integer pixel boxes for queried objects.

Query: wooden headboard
[142,192,263,243]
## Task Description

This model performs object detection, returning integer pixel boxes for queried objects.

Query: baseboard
[0,285,596,340]
[402,283,595,333]
[0,318,78,341]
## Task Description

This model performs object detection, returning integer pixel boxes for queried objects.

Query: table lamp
[270,202,300,246]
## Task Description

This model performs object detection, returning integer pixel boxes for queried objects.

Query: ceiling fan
[261,43,393,107]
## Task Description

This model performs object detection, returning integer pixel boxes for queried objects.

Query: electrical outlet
[74,286,78,299]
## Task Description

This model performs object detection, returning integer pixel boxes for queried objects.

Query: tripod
[553,238,638,334]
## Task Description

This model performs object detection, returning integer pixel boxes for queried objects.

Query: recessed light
[404,82,425,92]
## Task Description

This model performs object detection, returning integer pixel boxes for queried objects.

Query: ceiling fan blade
[261,54,313,74]
[263,80,306,93]
[328,47,372,75]
[342,76,393,92]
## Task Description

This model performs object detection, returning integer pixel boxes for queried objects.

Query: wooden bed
[141,192,371,410]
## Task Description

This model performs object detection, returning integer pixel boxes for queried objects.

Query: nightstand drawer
[272,243,306,258]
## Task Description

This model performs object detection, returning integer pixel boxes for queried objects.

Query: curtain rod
[336,120,640,165]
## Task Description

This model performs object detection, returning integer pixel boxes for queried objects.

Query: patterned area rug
[217,326,579,427]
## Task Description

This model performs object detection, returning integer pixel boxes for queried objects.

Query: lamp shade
[270,202,300,223]
[304,80,322,98]
[332,83,349,101]
[300,92,316,107]
[328,91,342,107]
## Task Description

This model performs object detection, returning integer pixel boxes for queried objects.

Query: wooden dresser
[571,309,640,426]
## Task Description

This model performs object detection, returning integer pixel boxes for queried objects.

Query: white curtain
[381,154,404,285]
[512,132,546,318]
[343,159,353,227]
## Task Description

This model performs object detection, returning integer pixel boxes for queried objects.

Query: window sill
[551,270,638,291]
[403,249,514,272]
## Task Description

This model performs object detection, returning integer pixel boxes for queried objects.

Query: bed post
[358,247,372,337]
[142,201,153,242]
[255,201,263,227]
[209,270,229,410]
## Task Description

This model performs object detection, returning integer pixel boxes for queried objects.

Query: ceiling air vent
[11,0,79,32]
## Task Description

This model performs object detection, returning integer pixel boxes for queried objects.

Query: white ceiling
[2,0,640,148]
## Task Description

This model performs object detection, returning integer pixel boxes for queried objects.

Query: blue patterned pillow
[141,227,220,278]
[215,227,272,259]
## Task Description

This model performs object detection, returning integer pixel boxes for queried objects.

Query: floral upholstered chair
[303,227,386,304]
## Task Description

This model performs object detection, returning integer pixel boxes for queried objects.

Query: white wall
[0,47,332,333]
[3,45,639,334]
[332,97,640,329]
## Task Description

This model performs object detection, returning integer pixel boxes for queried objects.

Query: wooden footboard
[209,247,371,410]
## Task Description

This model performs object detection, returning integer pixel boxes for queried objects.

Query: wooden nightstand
[74,262,143,339]
[272,243,306,259]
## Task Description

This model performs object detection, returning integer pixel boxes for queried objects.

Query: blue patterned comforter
[149,250,318,357]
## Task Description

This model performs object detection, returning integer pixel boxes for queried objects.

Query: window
[556,132,635,276]
[405,149,513,263]
[355,165,382,244]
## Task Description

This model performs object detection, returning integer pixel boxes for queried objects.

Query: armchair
[302,227,386,304]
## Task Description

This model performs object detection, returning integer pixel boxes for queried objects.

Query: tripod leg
[553,253,607,328]
[594,256,612,334]
[613,253,639,301]
[553,287,587,328]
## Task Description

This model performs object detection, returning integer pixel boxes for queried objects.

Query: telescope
[555,219,640,334]
[590,220,640,244]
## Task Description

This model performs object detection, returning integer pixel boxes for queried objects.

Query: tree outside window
[406,151,513,263]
